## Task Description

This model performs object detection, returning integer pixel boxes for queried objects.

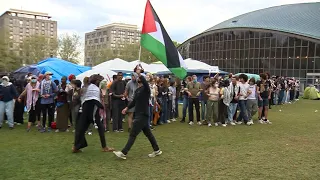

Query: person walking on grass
[227,76,239,126]
[113,68,161,160]
[0,76,18,129]
[18,75,40,132]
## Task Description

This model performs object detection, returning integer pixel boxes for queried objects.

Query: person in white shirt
[236,74,252,125]
[246,78,257,123]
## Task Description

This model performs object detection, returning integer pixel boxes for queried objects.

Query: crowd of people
[0,67,300,132]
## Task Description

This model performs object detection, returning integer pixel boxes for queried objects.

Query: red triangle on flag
[141,0,157,34]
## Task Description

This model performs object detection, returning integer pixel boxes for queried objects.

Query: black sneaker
[150,126,155,130]
[119,129,124,132]
[180,119,185,123]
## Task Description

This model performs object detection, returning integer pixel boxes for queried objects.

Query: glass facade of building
[179,29,320,78]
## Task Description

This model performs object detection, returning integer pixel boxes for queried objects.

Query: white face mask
[2,80,8,86]
[48,76,52,80]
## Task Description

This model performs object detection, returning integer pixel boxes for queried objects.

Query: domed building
[178,2,320,80]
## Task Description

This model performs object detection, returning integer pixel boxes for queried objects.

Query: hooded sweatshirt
[0,81,18,102]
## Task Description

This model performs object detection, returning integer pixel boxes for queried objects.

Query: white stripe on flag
[149,22,165,45]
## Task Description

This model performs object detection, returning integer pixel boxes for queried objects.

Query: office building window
[94,39,98,43]
[111,44,115,47]
[100,38,104,42]
[42,23,45,27]
[92,33,96,38]
[36,22,39,26]
[106,37,109,41]
[19,20,23,25]
[98,32,101,36]
[50,23,54,28]
[42,31,45,35]
[103,31,107,35]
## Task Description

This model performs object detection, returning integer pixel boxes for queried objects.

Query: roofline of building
[94,23,139,31]
[0,8,51,18]
[178,27,320,49]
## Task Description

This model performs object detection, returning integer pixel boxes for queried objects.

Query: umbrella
[11,64,40,80]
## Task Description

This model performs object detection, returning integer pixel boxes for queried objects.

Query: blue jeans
[278,90,285,104]
[182,95,189,119]
[0,100,15,128]
[273,92,278,105]
[201,100,207,121]
[160,97,168,124]
[228,103,238,123]
[236,100,249,123]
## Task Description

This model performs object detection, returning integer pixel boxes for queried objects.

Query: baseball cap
[45,71,53,75]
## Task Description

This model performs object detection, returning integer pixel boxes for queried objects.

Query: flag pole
[138,45,142,61]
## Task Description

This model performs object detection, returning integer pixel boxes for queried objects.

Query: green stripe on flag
[141,33,168,66]
[169,67,187,79]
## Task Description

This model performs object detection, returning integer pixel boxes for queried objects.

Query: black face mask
[137,79,141,84]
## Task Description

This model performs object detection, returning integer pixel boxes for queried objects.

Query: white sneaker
[259,119,264,124]
[172,119,177,122]
[167,120,171,124]
[66,129,69,132]
[113,151,127,160]
[197,121,202,126]
[208,123,212,127]
[55,129,59,133]
[148,150,162,158]
[122,119,126,122]
[265,120,272,124]
[189,121,194,125]
[230,122,236,126]
[17,123,21,126]
[246,121,253,126]
[222,124,227,127]
[214,123,219,127]
[249,120,254,125]
[237,121,243,125]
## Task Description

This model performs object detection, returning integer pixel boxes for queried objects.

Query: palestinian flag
[141,0,187,79]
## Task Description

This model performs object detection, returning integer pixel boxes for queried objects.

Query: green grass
[1,100,320,180]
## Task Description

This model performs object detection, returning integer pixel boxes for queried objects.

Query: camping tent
[303,86,320,100]
[93,58,132,73]
[37,58,91,81]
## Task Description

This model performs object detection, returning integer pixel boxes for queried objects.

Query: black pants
[112,99,125,131]
[41,103,55,128]
[168,99,173,119]
[290,90,295,101]
[122,113,159,155]
[188,98,200,122]
[14,100,24,124]
[29,103,40,123]
[36,100,41,122]
[74,100,107,150]
[218,100,227,124]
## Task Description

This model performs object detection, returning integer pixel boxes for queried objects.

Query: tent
[11,64,40,80]
[37,58,91,81]
[303,86,320,100]
[76,69,116,82]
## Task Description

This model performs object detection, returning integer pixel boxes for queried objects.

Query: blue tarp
[37,58,91,81]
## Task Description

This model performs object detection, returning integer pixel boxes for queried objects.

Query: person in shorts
[257,73,272,124]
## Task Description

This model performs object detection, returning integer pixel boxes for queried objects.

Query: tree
[21,35,58,64]
[173,41,181,47]
[93,48,117,65]
[0,29,21,72]
[58,33,81,63]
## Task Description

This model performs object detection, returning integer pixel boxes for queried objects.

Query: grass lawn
[1,99,320,179]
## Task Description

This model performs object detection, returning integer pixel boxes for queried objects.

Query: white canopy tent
[76,69,116,82]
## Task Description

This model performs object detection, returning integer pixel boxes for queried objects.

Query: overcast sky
[0,0,318,43]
